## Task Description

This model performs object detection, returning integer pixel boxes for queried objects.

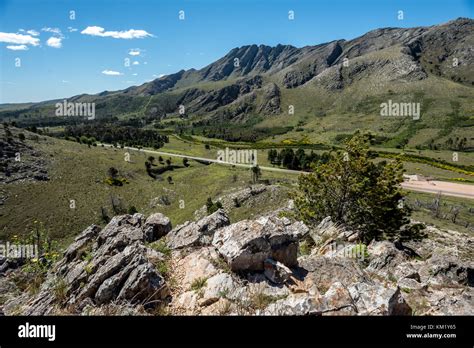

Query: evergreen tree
[292,133,410,243]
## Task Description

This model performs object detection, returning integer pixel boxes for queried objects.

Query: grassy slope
[0,133,291,246]
[404,190,474,235]
[2,131,472,249]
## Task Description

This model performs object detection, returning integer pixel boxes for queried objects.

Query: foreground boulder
[20,214,169,315]
[143,213,172,242]
[264,259,292,284]
[212,215,308,271]
[348,282,412,315]
[166,209,230,249]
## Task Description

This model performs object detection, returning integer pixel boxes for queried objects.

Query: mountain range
[1,17,473,148]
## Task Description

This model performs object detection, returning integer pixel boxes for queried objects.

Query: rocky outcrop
[257,83,281,114]
[0,127,49,185]
[185,76,263,114]
[9,214,169,315]
[166,209,230,249]
[212,215,308,271]
[1,209,472,316]
[143,213,172,242]
[193,184,287,220]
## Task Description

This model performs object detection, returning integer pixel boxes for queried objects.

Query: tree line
[64,123,169,149]
[267,148,332,170]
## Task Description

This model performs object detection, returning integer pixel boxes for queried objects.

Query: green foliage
[64,123,169,149]
[292,132,411,243]
[378,151,474,176]
[251,165,261,183]
[190,277,207,291]
[105,167,129,186]
[210,256,232,274]
[268,148,330,170]
[52,277,68,303]
[155,260,170,278]
[149,240,171,258]
[104,177,129,186]
[232,197,241,208]
[188,117,293,142]
[128,205,138,214]
[81,249,93,263]
[298,239,312,256]
[100,206,110,223]
[14,221,61,294]
[248,288,287,311]
[351,243,369,260]
[206,197,223,214]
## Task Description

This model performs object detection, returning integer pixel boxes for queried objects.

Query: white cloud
[46,37,62,48]
[132,73,138,76]
[128,48,141,56]
[27,30,40,36]
[42,27,62,35]
[68,27,78,32]
[0,32,40,46]
[81,26,153,39]
[132,61,139,65]
[6,44,28,51]
[102,70,123,76]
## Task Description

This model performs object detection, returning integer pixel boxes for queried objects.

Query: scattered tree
[292,133,410,243]
[108,167,118,179]
[251,165,261,183]
[206,197,223,214]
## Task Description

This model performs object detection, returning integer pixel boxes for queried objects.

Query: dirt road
[401,180,474,199]
[103,144,474,199]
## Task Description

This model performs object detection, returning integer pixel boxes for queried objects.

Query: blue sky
[0,0,472,103]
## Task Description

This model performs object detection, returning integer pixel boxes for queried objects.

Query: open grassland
[404,190,474,235]
[0,135,291,246]
[1,132,472,247]
[164,134,474,181]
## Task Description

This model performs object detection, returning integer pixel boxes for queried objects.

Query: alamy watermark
[55,100,95,120]
[326,243,366,261]
[217,147,257,165]
[380,100,420,120]
[0,242,38,259]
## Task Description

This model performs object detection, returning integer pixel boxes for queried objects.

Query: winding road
[102,144,474,200]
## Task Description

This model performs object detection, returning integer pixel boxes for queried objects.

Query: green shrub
[149,240,171,258]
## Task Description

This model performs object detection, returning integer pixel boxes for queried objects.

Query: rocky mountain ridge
[1,18,472,126]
